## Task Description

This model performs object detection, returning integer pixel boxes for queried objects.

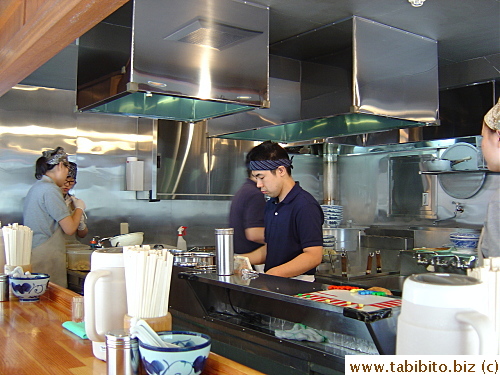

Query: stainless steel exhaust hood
[209,16,438,144]
[76,0,269,122]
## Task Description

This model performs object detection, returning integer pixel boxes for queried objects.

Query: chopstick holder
[62,321,88,339]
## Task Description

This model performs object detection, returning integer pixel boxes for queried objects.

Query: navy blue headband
[249,158,293,170]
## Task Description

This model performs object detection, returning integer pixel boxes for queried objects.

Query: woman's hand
[71,196,86,211]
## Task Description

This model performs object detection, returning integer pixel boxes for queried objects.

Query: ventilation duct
[209,17,439,144]
[76,0,269,122]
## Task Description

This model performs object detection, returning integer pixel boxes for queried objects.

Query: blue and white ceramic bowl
[9,273,50,302]
[449,232,480,249]
[139,331,211,375]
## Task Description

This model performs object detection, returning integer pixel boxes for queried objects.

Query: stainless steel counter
[169,266,400,375]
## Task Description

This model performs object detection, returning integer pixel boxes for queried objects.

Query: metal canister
[105,330,139,375]
[215,228,234,276]
[0,274,9,302]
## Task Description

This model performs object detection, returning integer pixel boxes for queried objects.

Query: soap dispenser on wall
[177,226,187,250]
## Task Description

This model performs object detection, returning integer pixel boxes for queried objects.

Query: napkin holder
[4,264,32,275]
[124,313,172,333]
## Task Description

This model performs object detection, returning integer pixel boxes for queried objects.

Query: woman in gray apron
[23,147,86,287]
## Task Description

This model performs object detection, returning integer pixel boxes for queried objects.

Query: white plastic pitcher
[396,273,497,355]
[84,248,128,361]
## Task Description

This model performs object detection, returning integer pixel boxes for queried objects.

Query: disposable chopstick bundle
[124,246,174,319]
[2,224,33,266]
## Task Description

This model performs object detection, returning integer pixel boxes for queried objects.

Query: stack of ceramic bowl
[449,231,480,254]
[322,229,336,249]
[320,205,343,228]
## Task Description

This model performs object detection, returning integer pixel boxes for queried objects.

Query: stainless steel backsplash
[0,85,496,249]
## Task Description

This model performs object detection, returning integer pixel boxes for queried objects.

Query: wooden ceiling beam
[0,0,129,98]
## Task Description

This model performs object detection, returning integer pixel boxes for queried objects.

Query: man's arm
[265,245,322,278]
[245,227,265,244]
[242,244,267,265]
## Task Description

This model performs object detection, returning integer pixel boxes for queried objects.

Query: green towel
[62,321,88,339]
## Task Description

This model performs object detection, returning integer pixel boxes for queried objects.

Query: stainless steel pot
[324,227,366,252]
[170,251,215,267]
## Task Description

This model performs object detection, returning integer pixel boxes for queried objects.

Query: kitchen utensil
[441,142,478,171]
[422,159,451,171]
[326,227,365,252]
[123,246,174,319]
[396,273,497,355]
[365,253,374,275]
[105,330,139,375]
[84,248,128,361]
[375,250,382,273]
[445,155,472,166]
[215,228,234,276]
[171,252,215,267]
[2,223,33,268]
[438,171,486,199]
[0,273,8,302]
[341,251,348,277]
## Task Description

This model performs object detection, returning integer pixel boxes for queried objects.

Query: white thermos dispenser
[215,228,234,276]
[84,248,128,361]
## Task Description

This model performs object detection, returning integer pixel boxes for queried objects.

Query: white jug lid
[402,273,485,309]
[90,248,124,269]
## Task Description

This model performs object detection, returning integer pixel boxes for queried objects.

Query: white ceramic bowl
[139,331,211,375]
[10,273,50,302]
[109,232,144,247]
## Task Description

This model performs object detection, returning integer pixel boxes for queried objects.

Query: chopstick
[124,245,174,319]
[2,224,33,267]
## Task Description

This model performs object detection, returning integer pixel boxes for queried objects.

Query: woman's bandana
[248,158,293,171]
[42,148,68,166]
[68,162,77,179]
[484,98,500,131]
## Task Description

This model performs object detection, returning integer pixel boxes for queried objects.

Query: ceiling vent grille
[164,18,262,50]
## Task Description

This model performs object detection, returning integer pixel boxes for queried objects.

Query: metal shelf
[419,170,488,175]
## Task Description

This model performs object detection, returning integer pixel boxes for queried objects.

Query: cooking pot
[324,227,366,252]
[170,251,215,267]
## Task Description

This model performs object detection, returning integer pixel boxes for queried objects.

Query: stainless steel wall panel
[0,86,232,247]
[209,139,260,195]
[156,120,209,198]
[0,86,77,224]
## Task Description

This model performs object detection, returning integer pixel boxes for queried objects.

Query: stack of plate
[320,205,343,228]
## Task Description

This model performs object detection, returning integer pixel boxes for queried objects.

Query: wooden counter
[0,282,263,375]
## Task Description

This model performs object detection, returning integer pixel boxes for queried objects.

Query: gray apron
[31,226,67,288]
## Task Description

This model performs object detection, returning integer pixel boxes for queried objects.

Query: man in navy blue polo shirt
[242,141,324,281]
[229,151,266,254]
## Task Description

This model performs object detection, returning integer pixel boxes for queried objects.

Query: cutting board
[295,289,401,312]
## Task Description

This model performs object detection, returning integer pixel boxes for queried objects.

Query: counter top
[0,282,263,375]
